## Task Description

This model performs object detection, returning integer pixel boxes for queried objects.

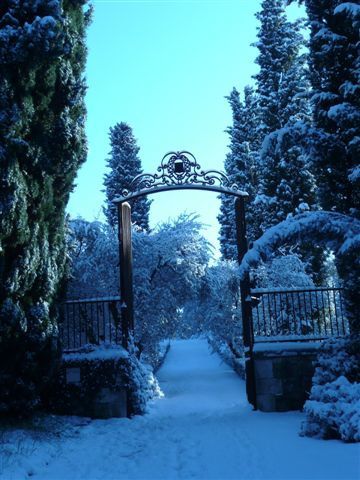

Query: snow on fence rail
[59,297,122,350]
[251,287,349,341]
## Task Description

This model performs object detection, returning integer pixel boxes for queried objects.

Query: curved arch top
[113,151,248,204]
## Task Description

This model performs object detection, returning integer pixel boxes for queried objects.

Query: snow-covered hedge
[207,334,245,379]
[125,357,163,416]
[301,336,360,442]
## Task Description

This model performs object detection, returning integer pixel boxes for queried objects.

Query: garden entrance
[113,151,256,405]
[59,151,349,411]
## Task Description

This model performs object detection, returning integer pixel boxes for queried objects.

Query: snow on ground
[1,338,359,480]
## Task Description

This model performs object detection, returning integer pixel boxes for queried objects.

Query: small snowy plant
[301,336,360,442]
[125,338,163,416]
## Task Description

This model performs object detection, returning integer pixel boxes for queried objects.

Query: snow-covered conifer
[0,0,90,415]
[103,122,151,230]
[254,0,314,232]
[304,1,360,216]
[253,0,305,135]
[218,87,260,259]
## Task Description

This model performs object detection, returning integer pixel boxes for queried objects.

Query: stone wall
[253,342,321,412]
[45,345,129,419]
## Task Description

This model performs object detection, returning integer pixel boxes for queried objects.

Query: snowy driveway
[1,339,359,480]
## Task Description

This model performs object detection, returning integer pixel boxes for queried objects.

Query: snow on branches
[239,211,360,330]
[239,211,360,276]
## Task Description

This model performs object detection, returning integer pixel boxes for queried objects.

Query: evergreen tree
[302,0,360,292]
[103,122,151,230]
[304,1,360,217]
[0,0,90,415]
[253,0,305,135]
[253,0,315,232]
[218,87,260,260]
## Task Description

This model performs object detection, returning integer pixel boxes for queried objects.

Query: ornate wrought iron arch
[114,151,248,204]
[115,151,256,410]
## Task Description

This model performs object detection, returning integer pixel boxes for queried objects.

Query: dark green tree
[302,0,360,295]
[303,0,360,217]
[218,87,260,260]
[103,122,151,230]
[0,0,90,415]
[253,0,305,136]
[253,0,315,231]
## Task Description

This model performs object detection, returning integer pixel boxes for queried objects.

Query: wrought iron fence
[251,287,349,341]
[59,297,122,350]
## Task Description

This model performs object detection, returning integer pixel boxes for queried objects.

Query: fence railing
[59,297,122,350]
[251,287,349,341]
[59,287,349,349]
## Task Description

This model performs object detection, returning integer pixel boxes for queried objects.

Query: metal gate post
[235,197,257,409]
[117,202,134,349]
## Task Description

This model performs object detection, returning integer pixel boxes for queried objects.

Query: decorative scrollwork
[118,151,246,201]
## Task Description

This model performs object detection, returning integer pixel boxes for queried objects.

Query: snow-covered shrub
[201,261,242,346]
[187,260,244,370]
[125,341,163,416]
[252,254,327,336]
[240,211,360,332]
[253,254,314,289]
[140,341,170,372]
[66,214,211,357]
[207,333,245,379]
[301,336,360,442]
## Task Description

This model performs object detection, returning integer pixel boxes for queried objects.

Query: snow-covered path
[1,339,359,480]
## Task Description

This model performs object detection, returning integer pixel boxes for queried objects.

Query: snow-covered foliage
[207,333,245,379]
[252,255,324,336]
[67,219,119,298]
[257,122,316,233]
[253,0,306,135]
[125,339,163,416]
[240,211,360,331]
[0,0,90,416]
[218,86,261,259]
[303,0,360,216]
[103,122,151,230]
[251,1,324,281]
[240,212,360,275]
[220,0,324,283]
[253,254,315,289]
[67,214,211,356]
[184,261,243,360]
[301,337,360,442]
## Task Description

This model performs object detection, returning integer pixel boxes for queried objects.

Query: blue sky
[68,0,303,254]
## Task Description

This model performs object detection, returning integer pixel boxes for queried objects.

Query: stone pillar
[253,342,320,412]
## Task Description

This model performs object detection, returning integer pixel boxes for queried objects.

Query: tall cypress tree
[304,0,360,217]
[0,0,90,415]
[302,0,360,297]
[218,87,260,259]
[253,0,304,135]
[103,122,151,230]
[253,0,316,232]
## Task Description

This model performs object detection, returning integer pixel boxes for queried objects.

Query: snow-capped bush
[125,339,163,416]
[207,333,245,379]
[301,337,360,442]
[199,261,242,350]
[66,214,211,356]
[253,254,314,289]
[239,211,360,331]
